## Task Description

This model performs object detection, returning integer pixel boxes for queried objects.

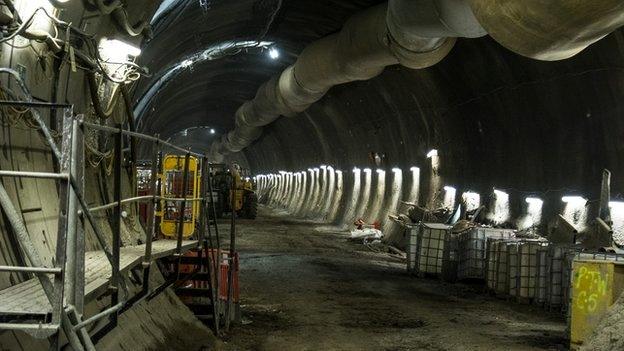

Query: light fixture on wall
[98,38,142,80]
[443,186,457,209]
[562,196,587,204]
[562,196,588,229]
[426,149,438,158]
[180,59,193,68]
[490,189,510,224]
[494,189,508,198]
[609,201,624,245]
[99,38,141,62]
[519,197,544,229]
[462,191,481,212]
[269,47,280,60]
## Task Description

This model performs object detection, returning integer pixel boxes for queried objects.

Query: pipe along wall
[210,0,624,161]
[255,162,624,248]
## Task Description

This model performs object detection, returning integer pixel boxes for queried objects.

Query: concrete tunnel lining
[1,0,624,349]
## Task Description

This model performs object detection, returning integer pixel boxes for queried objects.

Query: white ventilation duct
[209,0,624,160]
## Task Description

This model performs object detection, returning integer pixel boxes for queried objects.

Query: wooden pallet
[0,240,198,316]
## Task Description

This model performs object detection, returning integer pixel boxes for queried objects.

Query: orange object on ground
[177,249,239,303]
[214,250,240,303]
[354,218,381,230]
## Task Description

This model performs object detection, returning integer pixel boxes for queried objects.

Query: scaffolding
[0,100,225,350]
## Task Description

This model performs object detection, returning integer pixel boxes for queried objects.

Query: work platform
[0,99,224,350]
[0,240,198,317]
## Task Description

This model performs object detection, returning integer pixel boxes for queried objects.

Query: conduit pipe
[209,0,624,160]
[86,0,122,15]
[111,7,150,37]
[468,0,624,61]
[83,0,150,37]
[209,0,485,160]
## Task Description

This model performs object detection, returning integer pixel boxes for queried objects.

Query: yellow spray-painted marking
[574,266,608,312]
[570,261,620,348]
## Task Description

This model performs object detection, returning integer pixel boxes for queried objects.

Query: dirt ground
[215,206,567,351]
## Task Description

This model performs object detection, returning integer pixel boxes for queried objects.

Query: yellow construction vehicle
[212,164,258,219]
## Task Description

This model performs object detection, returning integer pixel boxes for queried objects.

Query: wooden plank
[0,240,197,315]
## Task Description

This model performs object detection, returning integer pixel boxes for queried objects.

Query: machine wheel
[242,192,258,219]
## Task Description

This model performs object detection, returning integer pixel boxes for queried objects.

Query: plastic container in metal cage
[458,227,515,280]
[516,240,549,301]
[407,223,452,276]
[487,239,517,294]
[535,246,549,306]
[545,245,577,310]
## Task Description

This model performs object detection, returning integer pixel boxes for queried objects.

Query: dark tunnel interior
[2,0,624,350]
[135,0,624,196]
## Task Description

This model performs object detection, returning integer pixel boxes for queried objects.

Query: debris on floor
[224,207,567,350]
[349,227,383,240]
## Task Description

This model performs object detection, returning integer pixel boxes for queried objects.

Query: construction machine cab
[212,163,258,219]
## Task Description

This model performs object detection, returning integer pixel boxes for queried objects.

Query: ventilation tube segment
[209,0,624,161]
[469,0,624,61]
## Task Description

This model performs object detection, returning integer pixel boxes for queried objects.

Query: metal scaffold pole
[141,137,161,294]
[0,98,232,347]
[225,170,237,331]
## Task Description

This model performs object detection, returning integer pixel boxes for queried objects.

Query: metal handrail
[80,120,204,158]
[0,170,70,180]
[0,265,62,274]
[0,98,224,345]
[84,195,206,214]
[71,302,124,332]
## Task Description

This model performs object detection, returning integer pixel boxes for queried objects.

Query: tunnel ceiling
[133,0,384,137]
[134,0,624,197]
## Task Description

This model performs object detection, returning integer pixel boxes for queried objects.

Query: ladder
[153,160,224,332]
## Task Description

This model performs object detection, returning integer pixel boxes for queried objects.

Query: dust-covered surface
[217,206,567,351]
[581,294,624,351]
[96,274,222,351]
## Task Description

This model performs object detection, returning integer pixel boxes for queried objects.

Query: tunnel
[1,0,624,350]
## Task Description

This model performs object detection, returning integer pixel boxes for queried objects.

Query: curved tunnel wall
[129,0,624,231]
[5,0,624,348]
[245,30,624,246]
[0,1,216,349]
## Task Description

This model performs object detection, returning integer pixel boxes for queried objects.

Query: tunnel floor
[211,206,567,351]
